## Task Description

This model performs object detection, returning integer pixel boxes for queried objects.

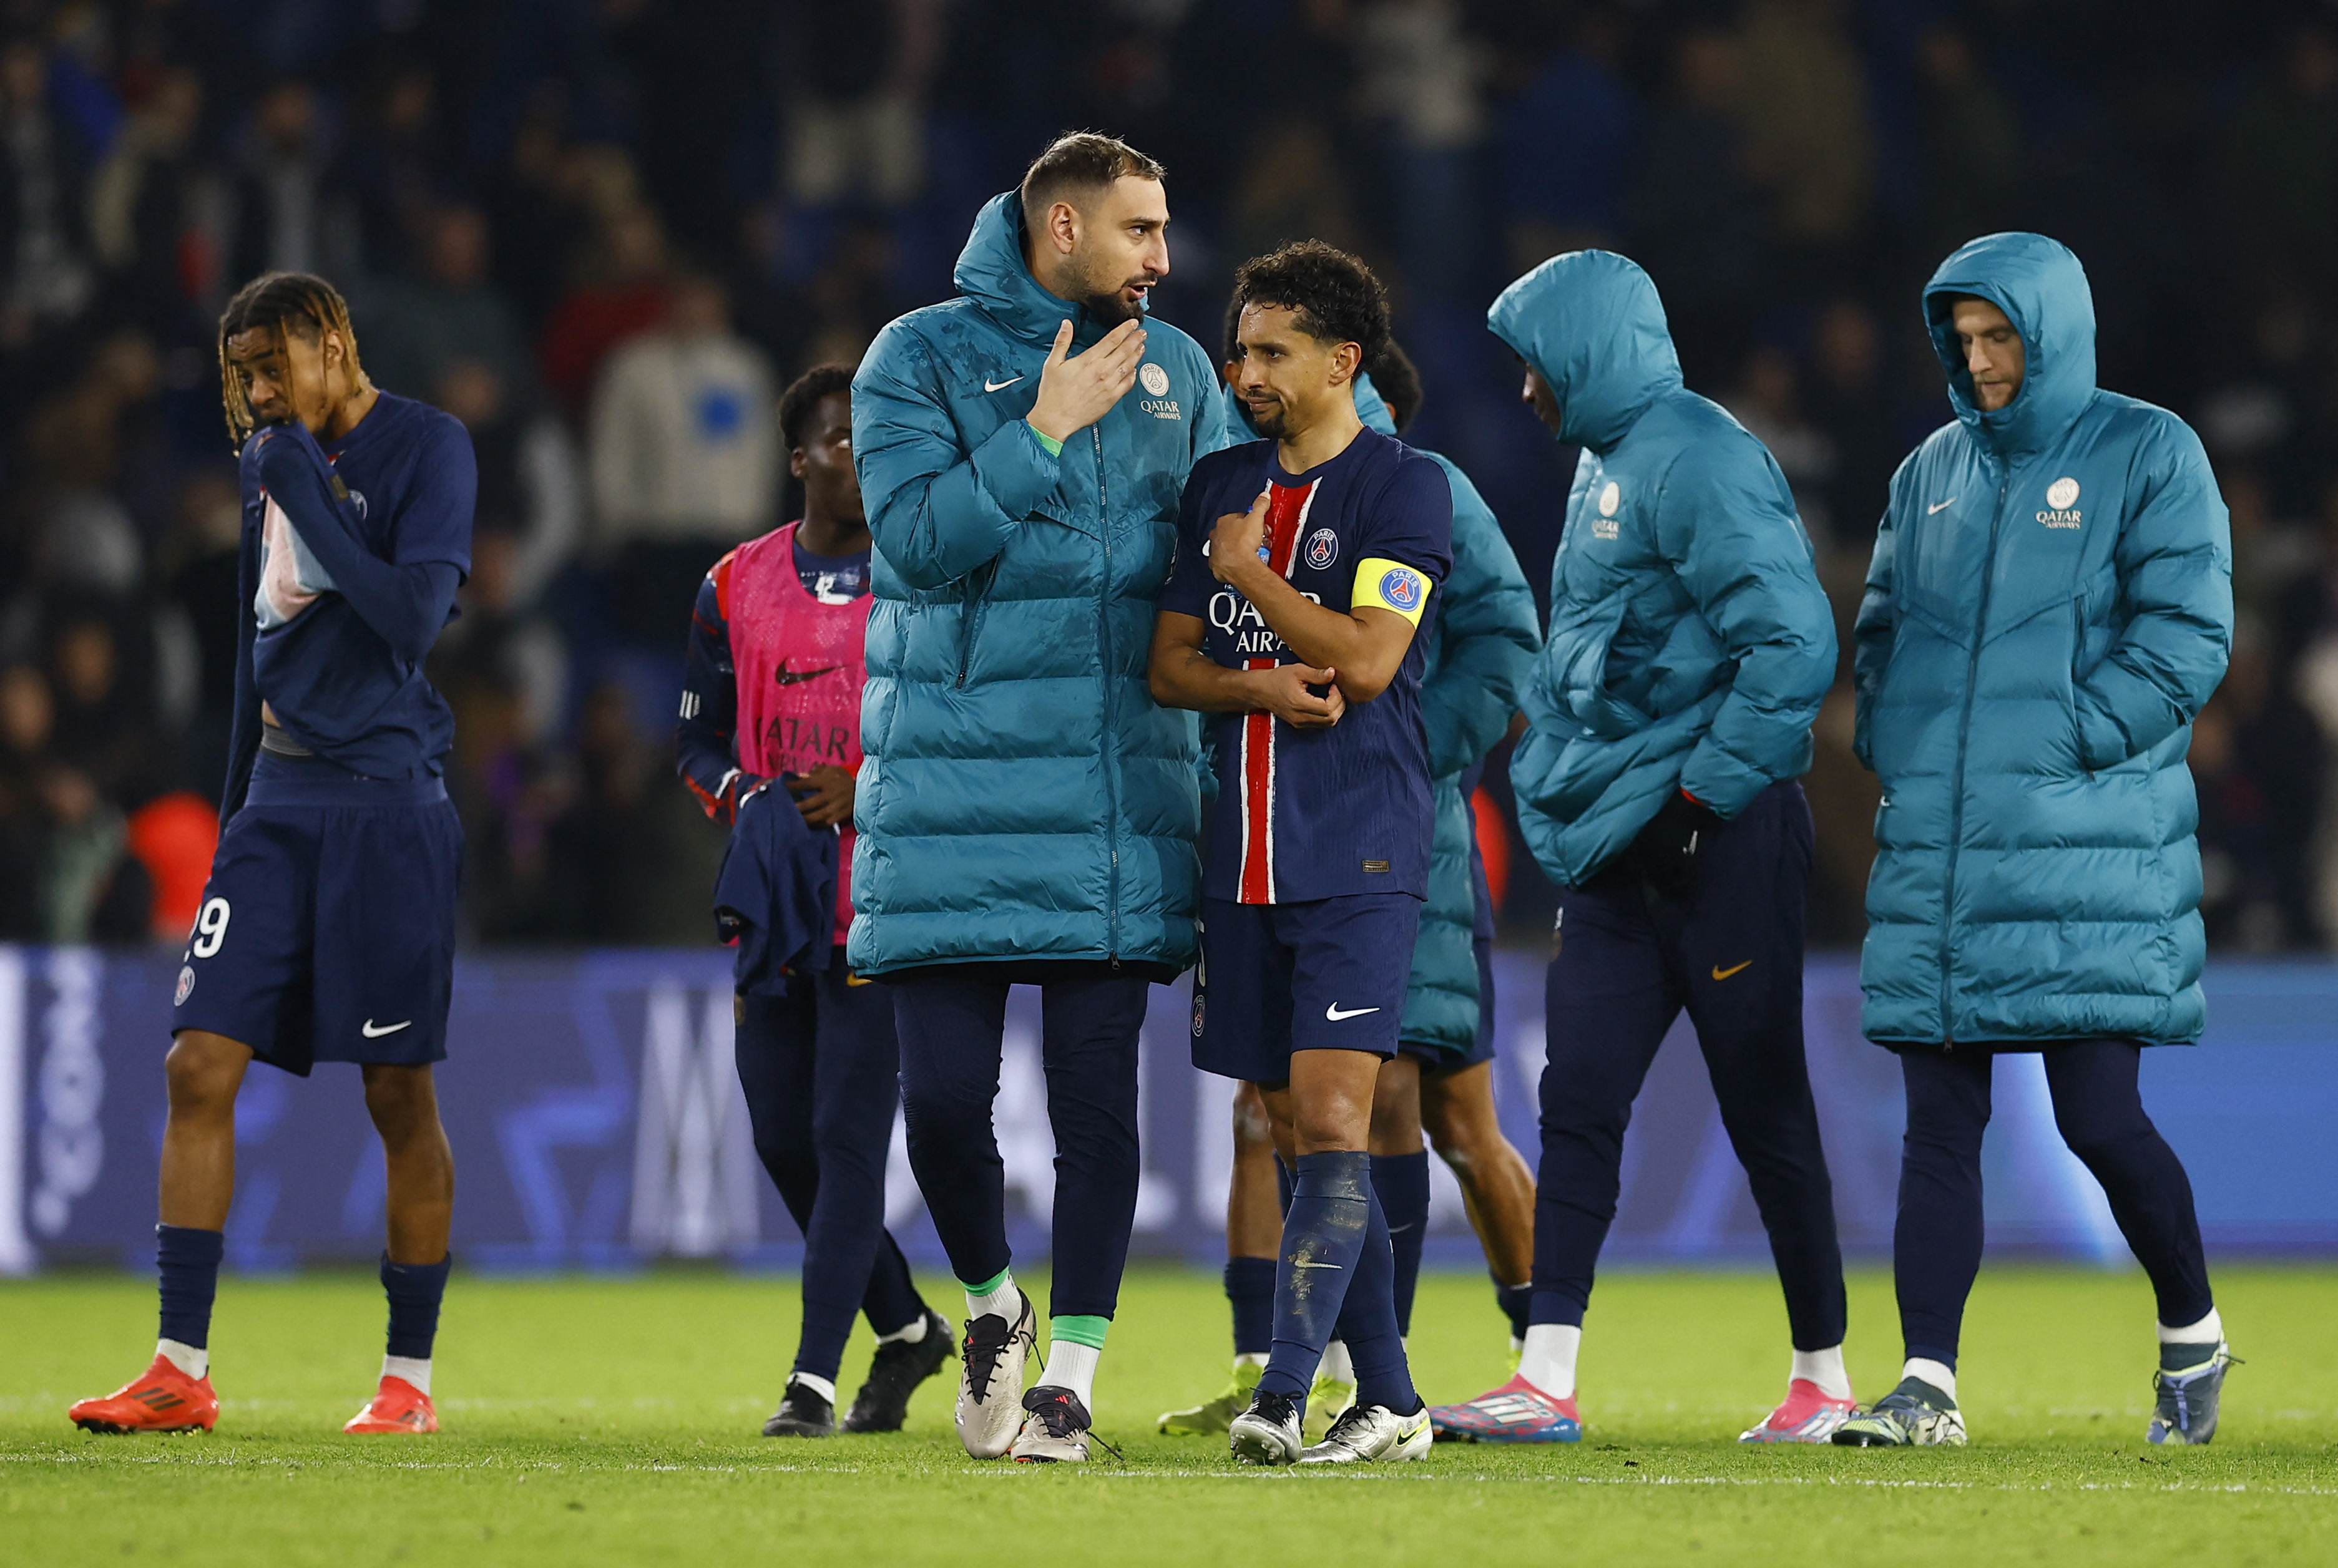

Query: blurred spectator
[331,61,447,276]
[360,203,535,404]
[780,0,942,209]
[799,214,905,369]
[1497,6,1638,271]
[1724,345,1836,542]
[160,467,242,796]
[1914,24,2025,264]
[1731,0,1873,261]
[2191,625,2324,950]
[483,89,596,331]
[1356,0,1487,301]
[534,680,723,943]
[0,660,150,943]
[1803,298,1902,551]
[1,32,97,351]
[1628,26,1765,377]
[2217,24,2338,285]
[537,195,668,419]
[434,358,580,608]
[228,77,357,286]
[588,268,775,640]
[86,64,207,334]
[1229,118,1364,270]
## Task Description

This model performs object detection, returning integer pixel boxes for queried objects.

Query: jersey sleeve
[391,413,478,575]
[1349,452,1453,621]
[1158,456,1221,620]
[675,553,762,823]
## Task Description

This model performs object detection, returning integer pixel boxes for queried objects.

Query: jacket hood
[1486,250,1682,453]
[1922,231,2096,458]
[953,190,1126,348]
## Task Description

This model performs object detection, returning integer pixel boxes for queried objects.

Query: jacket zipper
[1093,424,1121,965]
[1939,462,2012,1048]
[954,564,991,689]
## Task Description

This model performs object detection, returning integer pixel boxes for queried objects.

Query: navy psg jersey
[1162,426,1452,903]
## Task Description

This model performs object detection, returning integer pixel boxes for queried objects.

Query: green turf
[3,1264,2332,1564]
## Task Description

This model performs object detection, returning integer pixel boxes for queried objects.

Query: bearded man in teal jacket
[1433,251,1854,1449]
[848,133,1230,1463]
[1834,233,2236,1452]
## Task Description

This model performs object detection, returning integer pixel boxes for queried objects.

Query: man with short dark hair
[1150,241,1452,1466]
[676,365,953,1441]
[849,132,1229,1462]
[1836,233,2235,1450]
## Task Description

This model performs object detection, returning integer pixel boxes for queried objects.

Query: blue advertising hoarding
[1,947,2332,1275]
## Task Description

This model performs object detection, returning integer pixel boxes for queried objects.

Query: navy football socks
[1333,1175,1419,1415]
[1257,1151,1372,1401]
[1225,1255,1277,1358]
[1371,1152,1431,1338]
[381,1254,452,1360]
[157,1225,223,1350]
[1495,1276,1533,1342]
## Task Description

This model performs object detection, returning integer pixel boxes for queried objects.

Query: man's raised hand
[1209,487,1273,583]
[1247,661,1345,729]
[1027,318,1147,445]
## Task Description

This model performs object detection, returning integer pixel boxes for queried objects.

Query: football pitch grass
[3,1264,2332,1564]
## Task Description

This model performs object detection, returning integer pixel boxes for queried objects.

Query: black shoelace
[1250,1390,1300,1429]
[961,1315,1014,1405]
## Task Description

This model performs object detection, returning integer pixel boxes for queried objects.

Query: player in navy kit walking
[71,273,473,1437]
[1149,243,1452,1466]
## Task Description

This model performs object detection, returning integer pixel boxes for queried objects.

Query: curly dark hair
[1229,241,1391,369]
[778,363,854,450]
[217,271,368,444]
[1367,339,1424,432]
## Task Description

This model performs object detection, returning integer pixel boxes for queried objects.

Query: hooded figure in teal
[1855,232,2233,1048]
[1492,250,1836,886]
[848,191,1231,974]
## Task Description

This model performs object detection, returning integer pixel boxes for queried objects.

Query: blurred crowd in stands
[1,0,2333,952]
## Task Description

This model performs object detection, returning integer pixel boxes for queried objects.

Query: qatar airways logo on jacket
[1209,588,1323,655]
[1138,362,1180,421]
[1590,480,1622,540]
[2037,476,2082,528]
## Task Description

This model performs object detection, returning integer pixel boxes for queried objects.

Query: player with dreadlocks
[70,271,477,1437]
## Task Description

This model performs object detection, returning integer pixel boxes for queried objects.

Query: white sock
[157,1338,207,1380]
[1040,1340,1099,1408]
[1318,1338,1354,1383]
[788,1370,837,1406]
[1902,1356,1957,1402]
[1517,1324,1580,1401]
[965,1271,1020,1324]
[383,1355,432,1396]
[1792,1344,1853,1401]
[876,1313,929,1345]
[1234,1351,1268,1370]
[1510,1334,1524,1357]
[2158,1307,2222,1346]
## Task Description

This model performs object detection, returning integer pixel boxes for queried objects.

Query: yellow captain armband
[1353,557,1435,626]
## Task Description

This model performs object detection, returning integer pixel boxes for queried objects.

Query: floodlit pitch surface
[3,1265,2332,1564]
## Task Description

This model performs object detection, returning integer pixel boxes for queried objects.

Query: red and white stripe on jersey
[1236,480,1320,905]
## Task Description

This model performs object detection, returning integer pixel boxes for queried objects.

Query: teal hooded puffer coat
[1855,233,2232,1048]
[847,192,1232,973]
[1493,251,1836,887]
[1348,381,1540,1055]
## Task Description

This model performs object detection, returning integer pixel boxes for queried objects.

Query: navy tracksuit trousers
[735,947,927,1383]
[1894,1040,2214,1366]
[891,967,1150,1322]
[1534,781,1847,1351]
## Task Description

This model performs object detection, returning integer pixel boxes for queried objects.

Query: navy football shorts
[172,751,463,1076]
[1191,893,1422,1084]
[1399,933,1499,1073]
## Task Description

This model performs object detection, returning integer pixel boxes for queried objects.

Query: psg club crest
[1379,566,1424,613]
[174,965,195,1006]
[1304,527,1338,570]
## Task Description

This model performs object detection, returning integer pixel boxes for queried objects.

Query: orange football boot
[69,1354,220,1434]
[344,1375,438,1434]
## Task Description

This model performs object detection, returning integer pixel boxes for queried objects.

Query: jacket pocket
[956,563,997,688]
[1543,585,1648,739]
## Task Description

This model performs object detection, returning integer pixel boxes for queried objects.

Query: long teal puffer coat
[1855,232,2232,1047]
[848,192,1231,973]
[1349,382,1540,1055]
[1494,251,1836,887]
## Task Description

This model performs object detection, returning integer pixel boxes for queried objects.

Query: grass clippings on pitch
[2,1264,2332,1566]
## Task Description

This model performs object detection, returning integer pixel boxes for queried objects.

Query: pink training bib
[723,521,871,946]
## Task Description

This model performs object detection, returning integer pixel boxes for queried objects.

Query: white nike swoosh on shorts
[1325,1004,1381,1021]
[361,1019,413,1038]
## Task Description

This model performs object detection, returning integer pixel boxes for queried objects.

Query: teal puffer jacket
[1349,384,1540,1054]
[1494,251,1836,887]
[1855,232,2232,1047]
[848,192,1232,973]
